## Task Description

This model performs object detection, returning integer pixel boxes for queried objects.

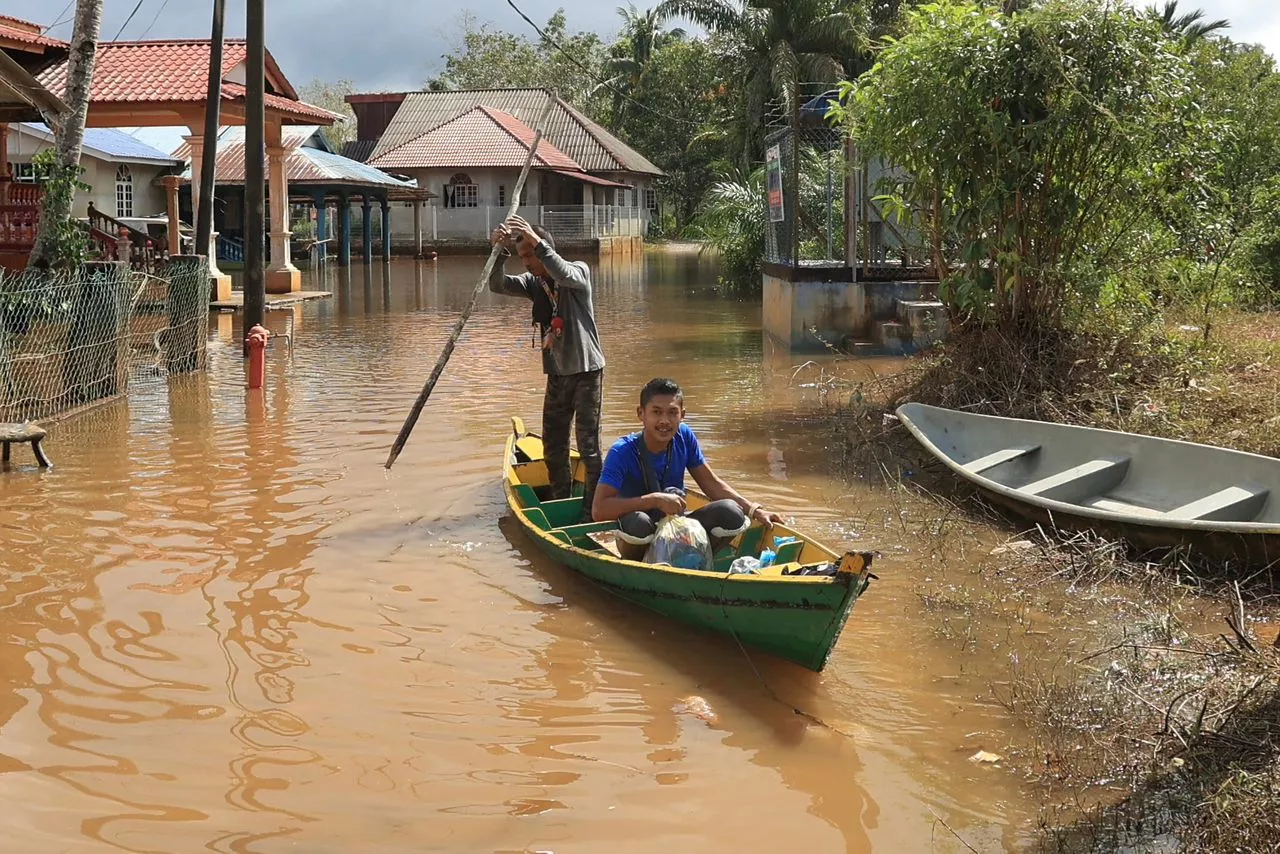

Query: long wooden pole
[385,97,557,470]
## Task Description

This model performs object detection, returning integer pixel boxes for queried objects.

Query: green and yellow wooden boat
[503,417,876,671]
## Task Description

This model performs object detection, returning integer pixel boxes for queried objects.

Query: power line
[41,1,74,35]
[111,0,149,41]
[137,0,173,40]
[503,0,705,128]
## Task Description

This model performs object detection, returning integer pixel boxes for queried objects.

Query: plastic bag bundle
[643,515,714,571]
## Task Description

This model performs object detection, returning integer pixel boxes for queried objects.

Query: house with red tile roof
[18,33,339,292]
[349,89,660,247]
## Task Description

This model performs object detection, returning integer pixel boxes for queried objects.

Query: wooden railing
[0,181,42,254]
[86,202,163,273]
[218,233,245,263]
[0,204,39,252]
[7,183,43,207]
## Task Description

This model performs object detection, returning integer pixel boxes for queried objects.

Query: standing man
[490,215,606,520]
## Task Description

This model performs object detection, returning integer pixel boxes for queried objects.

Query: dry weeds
[825,311,1280,852]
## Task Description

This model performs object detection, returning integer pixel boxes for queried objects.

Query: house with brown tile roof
[347,89,660,246]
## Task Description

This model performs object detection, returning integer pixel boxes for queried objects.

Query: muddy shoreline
[827,319,1280,853]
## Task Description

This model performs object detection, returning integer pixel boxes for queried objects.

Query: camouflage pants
[543,369,603,518]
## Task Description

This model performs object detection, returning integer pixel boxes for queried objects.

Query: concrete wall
[762,264,938,353]
[763,270,864,352]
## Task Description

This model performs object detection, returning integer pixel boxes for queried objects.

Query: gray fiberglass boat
[896,402,1280,566]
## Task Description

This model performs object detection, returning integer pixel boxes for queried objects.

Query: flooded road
[2,248,1037,852]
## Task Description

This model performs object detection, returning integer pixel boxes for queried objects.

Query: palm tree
[656,0,864,168]
[1146,1,1230,45]
[597,4,686,126]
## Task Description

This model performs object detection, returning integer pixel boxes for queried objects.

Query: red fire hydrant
[246,324,270,389]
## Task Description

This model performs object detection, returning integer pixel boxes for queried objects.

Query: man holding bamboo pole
[490,215,606,521]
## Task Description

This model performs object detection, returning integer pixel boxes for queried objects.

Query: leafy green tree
[836,0,1199,331]
[597,4,686,127]
[426,10,609,119]
[1146,0,1229,46]
[1157,40,1280,334]
[617,36,726,228]
[687,166,767,285]
[656,0,865,167]
[297,78,358,148]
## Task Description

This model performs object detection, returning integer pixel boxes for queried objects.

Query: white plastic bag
[643,515,714,571]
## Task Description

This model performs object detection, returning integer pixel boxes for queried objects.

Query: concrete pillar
[311,190,328,257]
[161,175,183,256]
[380,199,391,260]
[361,196,373,264]
[413,200,423,257]
[338,193,352,265]
[183,130,232,300]
[265,120,300,294]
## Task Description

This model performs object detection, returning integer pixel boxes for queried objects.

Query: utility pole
[195,0,225,260]
[243,0,266,344]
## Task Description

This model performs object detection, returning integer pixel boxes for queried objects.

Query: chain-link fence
[763,124,848,266]
[0,256,209,423]
[763,120,930,271]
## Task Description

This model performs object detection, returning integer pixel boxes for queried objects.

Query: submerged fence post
[63,261,131,407]
[165,254,209,374]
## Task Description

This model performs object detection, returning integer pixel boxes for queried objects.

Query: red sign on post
[766,144,785,223]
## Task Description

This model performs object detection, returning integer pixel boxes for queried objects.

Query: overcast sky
[9,0,1280,92]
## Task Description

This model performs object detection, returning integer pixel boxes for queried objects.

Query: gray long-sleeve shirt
[488,241,606,376]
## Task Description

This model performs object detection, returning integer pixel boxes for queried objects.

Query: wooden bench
[1,422,51,468]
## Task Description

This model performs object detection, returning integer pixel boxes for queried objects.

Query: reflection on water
[2,247,1034,852]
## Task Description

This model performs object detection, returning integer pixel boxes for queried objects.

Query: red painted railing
[7,183,43,207]
[86,202,162,273]
[0,204,39,252]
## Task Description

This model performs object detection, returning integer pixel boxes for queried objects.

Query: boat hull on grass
[897,402,1280,566]
[503,417,875,671]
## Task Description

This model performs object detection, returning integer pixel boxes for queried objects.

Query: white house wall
[338,167,655,242]
[7,133,170,220]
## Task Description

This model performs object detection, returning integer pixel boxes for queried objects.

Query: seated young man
[591,378,785,561]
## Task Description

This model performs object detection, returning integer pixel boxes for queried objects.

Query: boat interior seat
[734,526,767,558]
[1018,456,1130,503]
[1165,484,1270,522]
[962,444,1041,475]
[538,497,586,528]
[774,539,806,564]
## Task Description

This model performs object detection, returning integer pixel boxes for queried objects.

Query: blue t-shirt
[600,423,707,498]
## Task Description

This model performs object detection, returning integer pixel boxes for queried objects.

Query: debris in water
[675,695,718,724]
[990,540,1034,555]
[969,750,1003,764]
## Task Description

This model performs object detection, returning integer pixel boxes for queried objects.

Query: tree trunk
[28,0,104,270]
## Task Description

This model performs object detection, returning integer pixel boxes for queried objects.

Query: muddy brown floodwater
[2,248,1041,853]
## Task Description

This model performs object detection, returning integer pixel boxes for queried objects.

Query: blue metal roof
[20,123,182,163]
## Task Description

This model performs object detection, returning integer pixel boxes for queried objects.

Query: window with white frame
[644,188,658,212]
[115,164,134,218]
[497,185,506,208]
[443,173,478,208]
[7,162,36,182]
